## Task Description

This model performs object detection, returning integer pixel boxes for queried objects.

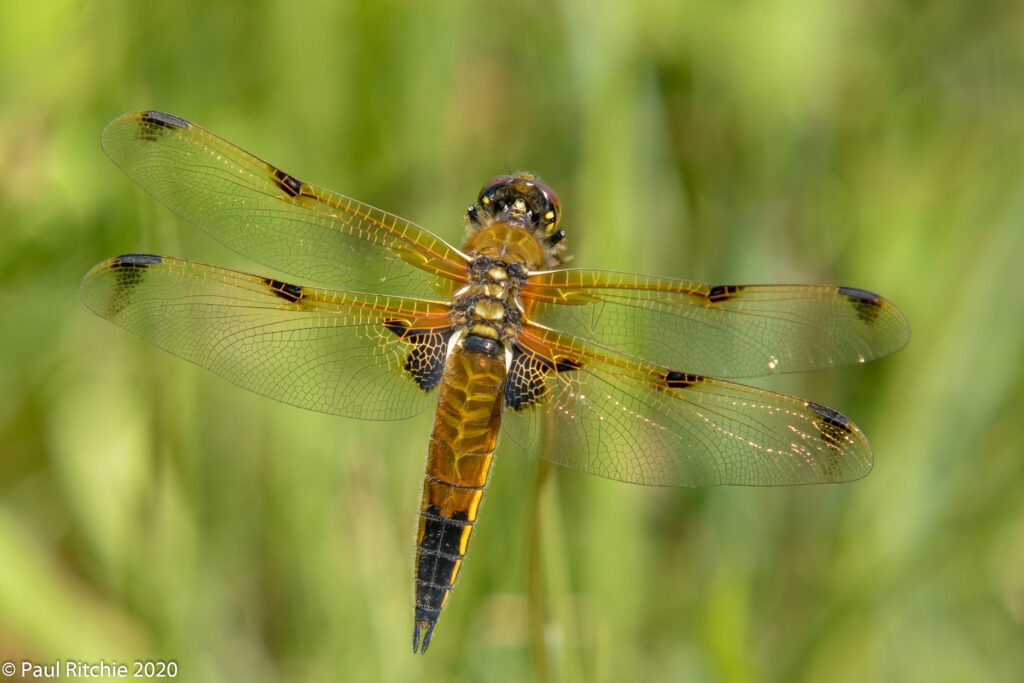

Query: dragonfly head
[466,172,567,266]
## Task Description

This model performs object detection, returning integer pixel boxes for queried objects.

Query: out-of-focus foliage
[1,1,1022,681]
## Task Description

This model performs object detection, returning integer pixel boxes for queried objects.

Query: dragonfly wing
[501,323,873,487]
[521,269,910,378]
[80,254,454,420]
[102,111,469,297]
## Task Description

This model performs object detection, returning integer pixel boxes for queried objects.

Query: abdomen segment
[413,335,507,653]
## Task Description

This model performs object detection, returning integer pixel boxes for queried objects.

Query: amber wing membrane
[101,111,469,297]
[502,322,875,486]
[79,254,452,420]
[521,269,910,378]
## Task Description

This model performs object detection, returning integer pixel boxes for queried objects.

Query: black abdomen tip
[412,612,440,654]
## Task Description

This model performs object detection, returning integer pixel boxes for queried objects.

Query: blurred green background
[2,1,1023,681]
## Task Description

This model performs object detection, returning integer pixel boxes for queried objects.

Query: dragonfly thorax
[449,256,526,344]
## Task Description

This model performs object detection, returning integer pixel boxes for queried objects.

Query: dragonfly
[81,111,910,653]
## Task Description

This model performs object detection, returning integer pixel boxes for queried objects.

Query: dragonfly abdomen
[413,334,507,653]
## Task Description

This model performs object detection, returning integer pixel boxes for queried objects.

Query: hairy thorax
[450,223,544,344]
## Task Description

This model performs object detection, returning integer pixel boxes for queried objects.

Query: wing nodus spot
[504,343,583,411]
[838,286,883,324]
[555,357,582,373]
[272,168,304,197]
[384,320,453,392]
[264,278,304,302]
[664,370,704,389]
[706,284,743,302]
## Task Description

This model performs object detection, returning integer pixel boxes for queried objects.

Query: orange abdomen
[412,336,506,652]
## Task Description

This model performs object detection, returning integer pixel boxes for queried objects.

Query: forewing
[101,111,469,297]
[521,269,910,378]
[502,324,873,487]
[79,254,454,420]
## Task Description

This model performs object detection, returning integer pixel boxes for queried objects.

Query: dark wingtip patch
[110,254,161,291]
[706,284,742,303]
[664,370,703,389]
[264,278,304,302]
[114,253,163,266]
[806,401,853,432]
[838,286,880,302]
[272,168,304,197]
[137,112,190,141]
[555,357,583,373]
[141,111,191,129]
[806,401,856,449]
[839,286,883,324]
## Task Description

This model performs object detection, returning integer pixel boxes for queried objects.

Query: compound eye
[478,175,516,207]
[533,180,561,231]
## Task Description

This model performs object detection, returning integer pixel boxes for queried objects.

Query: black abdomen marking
[417,506,467,584]
[264,278,304,302]
[414,505,470,653]
[462,334,502,357]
